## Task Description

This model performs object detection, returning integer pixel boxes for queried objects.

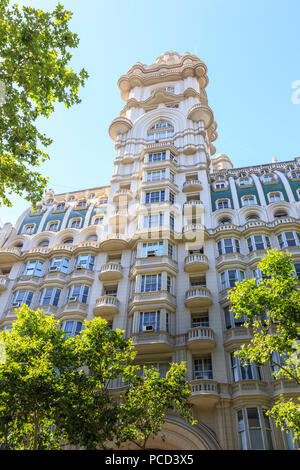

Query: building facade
[0,51,299,450]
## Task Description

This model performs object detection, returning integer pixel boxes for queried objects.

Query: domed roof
[154,51,183,65]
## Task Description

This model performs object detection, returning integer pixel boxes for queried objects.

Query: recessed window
[247,234,271,252]
[217,199,230,210]
[148,151,166,163]
[61,320,82,338]
[139,311,160,332]
[70,219,81,229]
[268,192,282,203]
[99,199,108,205]
[67,285,89,304]
[237,407,273,449]
[49,257,69,274]
[246,213,259,221]
[193,357,213,380]
[56,203,65,211]
[11,290,34,307]
[217,238,240,256]
[143,213,163,228]
[141,274,162,292]
[219,217,231,225]
[274,210,288,218]
[63,238,73,245]
[24,224,35,234]
[290,171,300,179]
[76,254,95,271]
[39,288,61,307]
[242,196,256,206]
[278,231,300,249]
[94,216,104,225]
[48,222,59,231]
[23,260,44,276]
[145,190,165,204]
[231,352,263,382]
[220,270,245,290]
[38,240,49,247]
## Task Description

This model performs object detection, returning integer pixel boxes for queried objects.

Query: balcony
[43,269,68,286]
[182,180,202,192]
[182,224,205,244]
[69,267,95,283]
[60,300,88,319]
[129,291,176,312]
[131,330,174,354]
[187,327,216,351]
[109,116,133,141]
[184,254,209,273]
[15,275,42,289]
[230,380,269,400]
[185,288,212,309]
[112,189,133,203]
[0,247,22,264]
[189,379,219,408]
[99,263,123,281]
[0,275,8,292]
[93,295,119,319]
[223,327,252,350]
[36,304,59,316]
[187,104,214,129]
[271,379,300,397]
[100,234,129,251]
[215,252,245,270]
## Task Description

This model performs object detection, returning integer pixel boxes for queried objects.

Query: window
[11,290,34,307]
[23,260,44,277]
[290,171,300,179]
[39,288,61,306]
[192,314,209,328]
[76,254,95,271]
[242,196,256,206]
[147,121,174,140]
[94,217,104,225]
[162,86,175,93]
[56,203,65,211]
[61,320,82,338]
[220,270,245,290]
[215,182,226,189]
[168,242,174,259]
[167,275,172,293]
[263,174,275,183]
[217,238,240,256]
[169,171,175,183]
[143,213,163,228]
[77,200,86,207]
[145,190,165,203]
[137,362,170,378]
[24,224,35,234]
[141,274,162,292]
[217,199,229,210]
[247,234,271,252]
[277,231,300,249]
[193,357,213,380]
[49,257,69,274]
[219,217,231,225]
[237,407,273,449]
[67,285,89,303]
[224,306,246,329]
[68,196,75,202]
[142,242,163,258]
[274,210,288,218]
[148,151,166,163]
[270,351,289,379]
[48,222,59,231]
[104,286,118,297]
[190,276,206,288]
[87,234,98,241]
[70,219,81,228]
[99,199,108,205]
[239,178,251,186]
[139,311,160,332]
[230,352,263,382]
[293,263,300,281]
[268,192,282,203]
[170,214,175,231]
[38,240,49,247]
[146,169,166,181]
[169,192,175,204]
[246,213,259,221]
[63,238,73,244]
[252,267,270,282]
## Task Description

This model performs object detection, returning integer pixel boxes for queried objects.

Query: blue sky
[2,0,300,225]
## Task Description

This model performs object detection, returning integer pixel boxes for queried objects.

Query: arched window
[63,238,73,244]
[219,217,231,225]
[246,213,259,221]
[147,121,174,141]
[38,240,49,247]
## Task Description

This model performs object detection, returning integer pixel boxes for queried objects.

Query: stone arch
[130,107,187,140]
[119,415,222,450]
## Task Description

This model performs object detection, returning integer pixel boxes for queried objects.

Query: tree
[228,248,300,445]
[116,364,196,450]
[0,1,88,207]
[0,307,195,450]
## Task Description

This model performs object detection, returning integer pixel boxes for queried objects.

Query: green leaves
[0,1,88,207]
[228,249,300,445]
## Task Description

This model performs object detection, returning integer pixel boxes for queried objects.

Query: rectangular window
[76,254,95,271]
[12,290,33,307]
[50,257,69,274]
[145,191,165,204]
[143,213,163,228]
[62,320,82,338]
[142,242,163,258]
[170,214,175,231]
[68,285,89,303]
[168,242,174,259]
[23,260,44,277]
[141,274,162,292]
[146,169,166,181]
[139,311,160,332]
[169,192,175,204]
[40,288,61,306]
[148,152,166,163]
[192,315,209,328]
[194,358,213,380]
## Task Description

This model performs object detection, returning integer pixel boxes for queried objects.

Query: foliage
[0,0,88,207]
[117,363,196,450]
[228,248,300,446]
[0,306,195,450]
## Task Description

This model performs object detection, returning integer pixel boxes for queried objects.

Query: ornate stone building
[0,51,299,450]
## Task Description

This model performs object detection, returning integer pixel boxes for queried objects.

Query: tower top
[118,51,209,101]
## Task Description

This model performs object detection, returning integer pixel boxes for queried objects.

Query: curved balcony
[184,254,209,273]
[131,331,174,354]
[69,267,95,284]
[100,234,129,251]
[109,116,133,141]
[108,209,129,226]
[182,180,202,192]
[182,224,205,244]
[15,274,42,289]
[112,189,133,203]
[187,327,216,351]
[93,295,119,319]
[0,275,8,292]
[271,379,300,397]
[230,380,268,400]
[99,263,123,281]
[185,287,212,308]
[189,379,219,408]
[0,247,22,264]
[187,104,214,129]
